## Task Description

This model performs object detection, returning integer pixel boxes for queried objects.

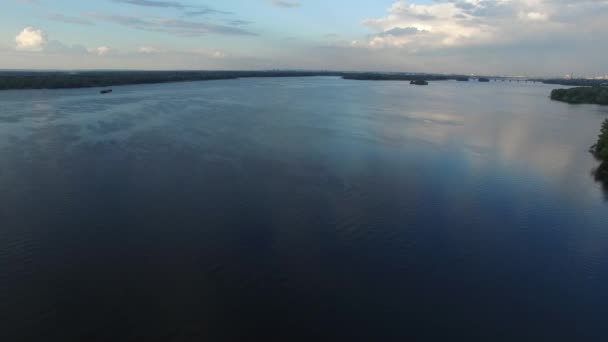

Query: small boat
[100,89,113,94]
[410,80,429,86]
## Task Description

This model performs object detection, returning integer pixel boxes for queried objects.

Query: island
[550,87,608,105]
[478,78,490,82]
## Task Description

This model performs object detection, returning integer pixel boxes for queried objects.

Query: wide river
[1,77,607,341]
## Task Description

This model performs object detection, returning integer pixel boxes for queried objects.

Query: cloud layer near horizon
[2,0,608,75]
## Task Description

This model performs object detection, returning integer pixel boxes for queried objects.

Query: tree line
[550,87,608,105]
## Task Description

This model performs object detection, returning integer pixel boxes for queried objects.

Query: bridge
[482,76,538,83]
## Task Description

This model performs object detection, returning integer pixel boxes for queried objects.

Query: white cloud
[361,1,492,49]
[520,11,548,22]
[357,0,601,50]
[192,48,227,58]
[138,46,163,54]
[14,27,89,54]
[309,0,608,75]
[211,50,226,58]
[88,46,111,56]
[4,0,608,75]
[15,27,47,51]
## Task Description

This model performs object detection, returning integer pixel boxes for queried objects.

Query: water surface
[1,77,607,341]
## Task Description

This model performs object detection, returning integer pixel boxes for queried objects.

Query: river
[1,77,607,341]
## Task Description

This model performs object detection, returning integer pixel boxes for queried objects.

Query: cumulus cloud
[15,27,47,51]
[88,46,111,56]
[211,50,226,58]
[311,0,608,74]
[361,1,493,49]
[358,0,607,50]
[192,48,227,59]
[14,26,107,56]
[138,46,164,54]
[519,11,548,22]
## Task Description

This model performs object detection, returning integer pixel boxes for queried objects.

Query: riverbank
[592,120,608,160]
[592,119,608,190]
[0,71,346,90]
[550,87,608,105]
[0,70,482,90]
[542,79,607,87]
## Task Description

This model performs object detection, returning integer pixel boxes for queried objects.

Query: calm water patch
[1,77,607,341]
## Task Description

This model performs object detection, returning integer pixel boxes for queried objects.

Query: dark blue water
[1,77,607,341]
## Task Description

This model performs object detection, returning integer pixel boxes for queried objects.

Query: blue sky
[1,0,607,76]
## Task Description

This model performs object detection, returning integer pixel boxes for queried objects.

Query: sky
[0,0,607,76]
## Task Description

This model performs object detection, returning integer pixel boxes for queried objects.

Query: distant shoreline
[0,71,464,90]
[0,70,605,91]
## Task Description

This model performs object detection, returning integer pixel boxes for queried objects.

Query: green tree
[595,119,608,160]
